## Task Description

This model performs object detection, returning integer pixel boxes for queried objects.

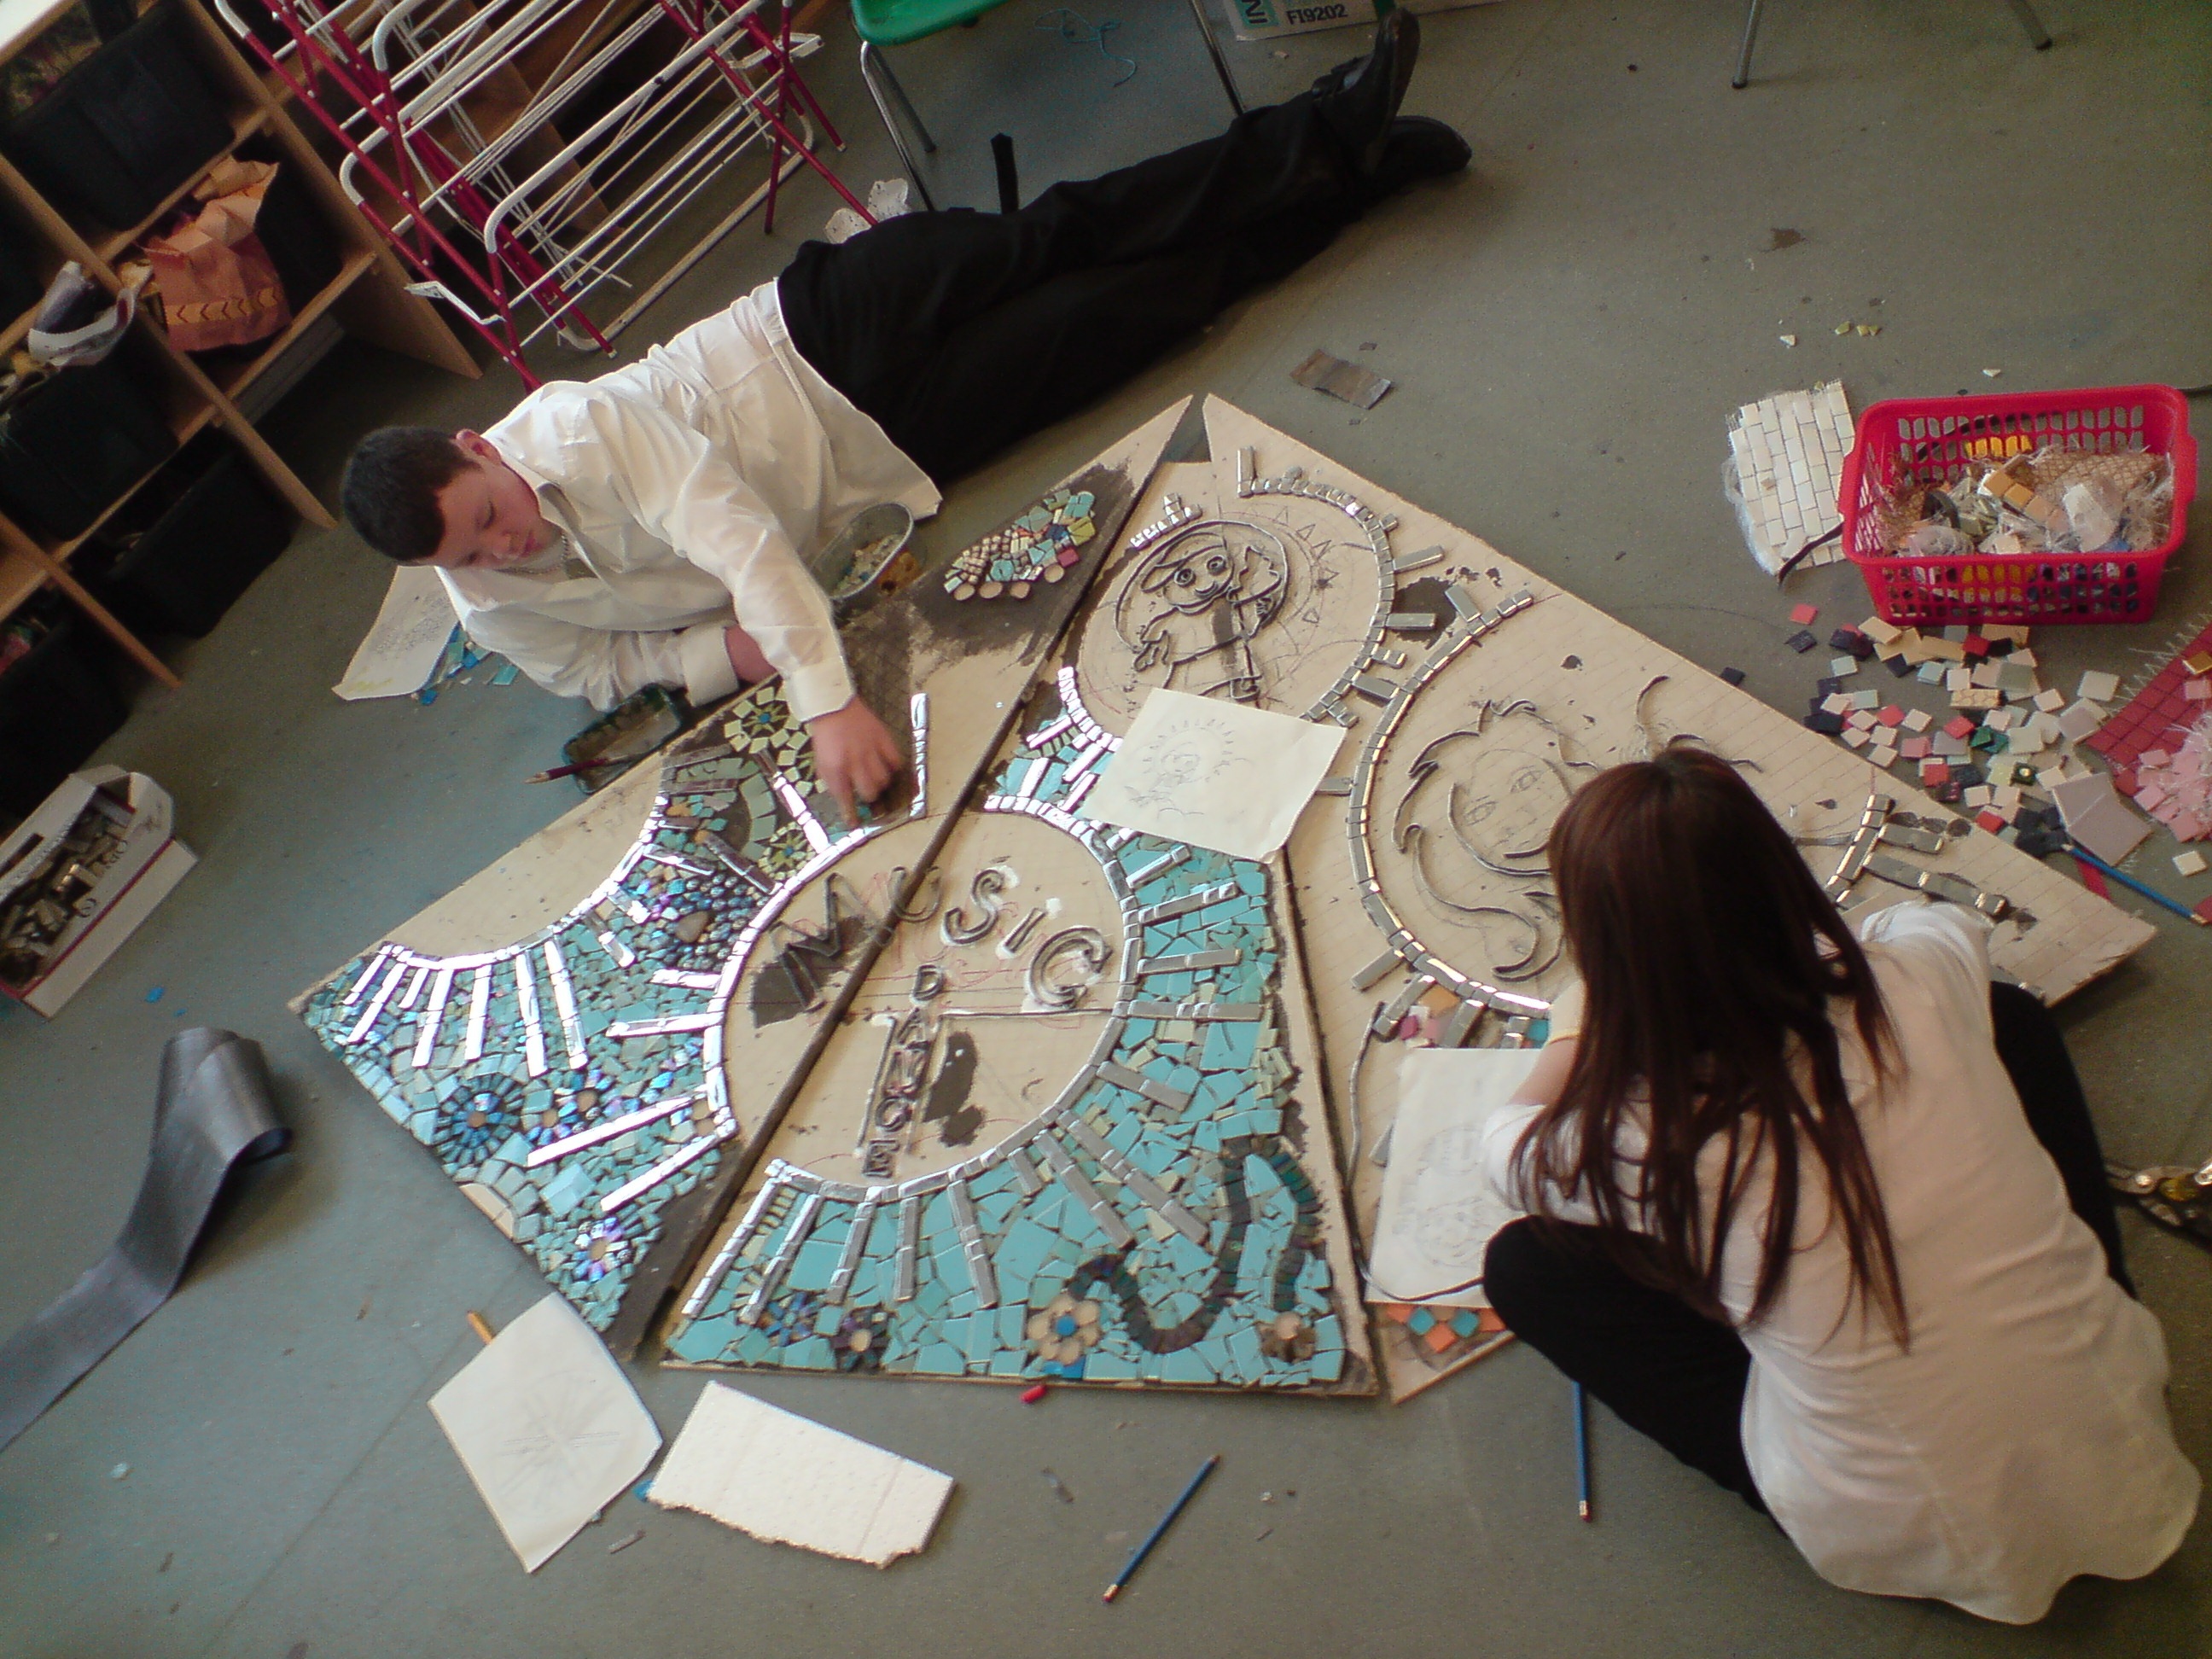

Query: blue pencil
[2068,845,2210,927]
[1103,1453,1220,1603]
[1574,1382,1592,1522]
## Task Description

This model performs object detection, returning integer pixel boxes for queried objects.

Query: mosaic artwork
[942,486,1098,600]
[1071,457,1404,730]
[661,667,1371,1390]
[300,396,2156,1406]
[297,683,924,1331]
[299,406,1190,1350]
[1186,393,2160,1396]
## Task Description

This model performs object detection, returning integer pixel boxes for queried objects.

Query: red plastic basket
[1839,384,2196,627]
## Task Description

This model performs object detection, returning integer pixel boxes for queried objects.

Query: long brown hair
[1511,745,1908,1345]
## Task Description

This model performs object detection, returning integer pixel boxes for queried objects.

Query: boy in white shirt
[340,12,1464,819]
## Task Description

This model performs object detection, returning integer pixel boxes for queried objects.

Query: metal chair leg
[1731,0,1763,89]
[862,40,938,153]
[1185,0,1244,116]
[859,41,937,212]
[2002,0,2053,49]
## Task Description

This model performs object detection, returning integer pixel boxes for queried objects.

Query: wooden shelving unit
[0,0,479,687]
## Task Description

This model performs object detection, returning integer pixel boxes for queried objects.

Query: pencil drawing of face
[1452,747,1566,865]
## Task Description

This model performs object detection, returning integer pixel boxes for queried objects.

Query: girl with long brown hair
[1479,744,2197,1623]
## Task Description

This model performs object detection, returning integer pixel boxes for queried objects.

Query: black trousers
[1482,983,2135,1513]
[777,91,1375,484]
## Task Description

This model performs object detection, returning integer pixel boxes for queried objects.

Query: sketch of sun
[1116,719,1246,817]
[486,1370,637,1512]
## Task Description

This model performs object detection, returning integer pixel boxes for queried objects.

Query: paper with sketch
[649,1382,952,1567]
[1080,688,1343,859]
[334,564,461,700]
[428,1295,662,1572]
[1365,1047,1544,1309]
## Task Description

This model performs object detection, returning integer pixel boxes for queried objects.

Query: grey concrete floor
[4,0,2211,1654]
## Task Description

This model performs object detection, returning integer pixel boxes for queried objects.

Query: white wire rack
[214,0,867,378]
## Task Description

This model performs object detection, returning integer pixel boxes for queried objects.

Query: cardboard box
[0,767,195,1016]
[1225,0,1500,44]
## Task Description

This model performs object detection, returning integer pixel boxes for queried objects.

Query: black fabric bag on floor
[0,618,126,818]
[0,358,177,540]
[1,1,233,229]
[96,445,295,637]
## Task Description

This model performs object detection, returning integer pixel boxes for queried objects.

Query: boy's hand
[806,697,905,827]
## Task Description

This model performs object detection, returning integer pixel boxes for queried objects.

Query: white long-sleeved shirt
[437,282,939,720]
[1482,901,2198,1623]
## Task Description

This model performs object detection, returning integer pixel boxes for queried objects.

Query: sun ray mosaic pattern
[298,683,911,1330]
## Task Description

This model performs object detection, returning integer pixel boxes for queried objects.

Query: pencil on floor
[1574,1381,1592,1522]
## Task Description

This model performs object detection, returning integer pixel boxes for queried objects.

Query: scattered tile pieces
[2176,852,2209,878]
[1720,666,1747,687]
[1787,630,1820,653]
[1790,603,1820,626]
[2055,700,2107,743]
[2077,670,2122,704]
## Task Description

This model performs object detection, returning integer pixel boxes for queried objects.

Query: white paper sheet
[427,1295,662,1572]
[649,1382,952,1567]
[1365,1047,1544,1309]
[1080,688,1343,859]
[334,565,461,700]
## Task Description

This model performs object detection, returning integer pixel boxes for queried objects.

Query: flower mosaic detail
[834,1306,893,1373]
[943,488,1097,601]
[760,1290,826,1349]
[1026,1291,1103,1377]
[435,1075,523,1162]
[1258,1311,1315,1363]
[573,1217,630,1282]
[524,1084,591,1148]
